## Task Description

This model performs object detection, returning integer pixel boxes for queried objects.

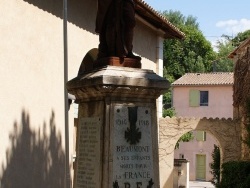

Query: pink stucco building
[172,72,234,181]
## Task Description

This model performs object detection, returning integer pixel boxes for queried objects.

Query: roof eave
[134,0,185,40]
[228,37,250,59]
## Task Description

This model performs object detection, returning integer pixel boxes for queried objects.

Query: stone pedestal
[93,57,141,69]
[67,66,170,188]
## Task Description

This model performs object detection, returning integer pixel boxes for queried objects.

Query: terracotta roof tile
[172,72,234,86]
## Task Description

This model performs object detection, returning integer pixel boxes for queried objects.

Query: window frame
[189,89,209,107]
[199,91,209,106]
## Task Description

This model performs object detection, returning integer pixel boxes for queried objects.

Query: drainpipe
[156,36,164,144]
[63,0,71,187]
[156,36,164,118]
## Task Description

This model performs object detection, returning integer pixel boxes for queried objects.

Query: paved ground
[189,181,215,188]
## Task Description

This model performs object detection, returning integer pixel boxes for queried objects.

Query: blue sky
[144,0,250,47]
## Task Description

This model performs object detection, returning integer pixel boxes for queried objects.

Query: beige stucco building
[172,72,234,181]
[0,0,184,187]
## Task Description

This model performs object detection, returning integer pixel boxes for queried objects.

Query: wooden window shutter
[189,89,199,107]
[196,131,206,141]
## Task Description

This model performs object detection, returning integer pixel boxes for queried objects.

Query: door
[196,154,206,180]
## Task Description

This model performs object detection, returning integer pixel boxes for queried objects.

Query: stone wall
[233,47,250,159]
[233,47,250,112]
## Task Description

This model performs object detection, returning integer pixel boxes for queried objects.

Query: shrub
[218,161,250,188]
[210,145,220,187]
[163,107,176,118]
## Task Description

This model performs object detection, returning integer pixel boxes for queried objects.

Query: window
[189,90,209,107]
[200,91,208,106]
[196,131,206,141]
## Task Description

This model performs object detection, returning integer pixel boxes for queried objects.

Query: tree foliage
[210,145,221,187]
[160,11,250,148]
[213,37,234,72]
[175,132,194,149]
[232,29,250,47]
[162,10,216,80]
[213,30,250,72]
[163,107,175,118]
[161,10,214,145]
[219,161,250,188]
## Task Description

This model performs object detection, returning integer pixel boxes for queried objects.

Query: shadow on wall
[0,110,66,188]
[21,0,156,62]
[22,0,97,34]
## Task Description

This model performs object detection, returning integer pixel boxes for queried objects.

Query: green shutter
[196,131,206,141]
[189,90,200,107]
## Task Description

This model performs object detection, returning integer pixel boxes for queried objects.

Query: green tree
[162,10,199,29]
[213,30,250,72]
[161,10,213,146]
[162,67,175,112]
[163,107,176,118]
[210,145,221,187]
[213,37,234,72]
[162,10,215,80]
[175,132,194,149]
[219,161,250,188]
[232,29,250,47]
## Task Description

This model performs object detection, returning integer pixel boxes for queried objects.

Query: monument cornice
[67,66,170,100]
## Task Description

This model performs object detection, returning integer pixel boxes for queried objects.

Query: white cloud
[216,18,250,35]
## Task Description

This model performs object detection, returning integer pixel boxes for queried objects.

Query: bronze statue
[96,0,140,60]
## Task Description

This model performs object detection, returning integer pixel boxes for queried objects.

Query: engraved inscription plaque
[113,105,154,187]
[75,117,101,188]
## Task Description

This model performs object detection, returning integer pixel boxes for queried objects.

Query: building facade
[0,0,184,187]
[172,72,234,181]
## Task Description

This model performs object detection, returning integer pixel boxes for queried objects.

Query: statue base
[93,57,141,69]
[67,66,170,188]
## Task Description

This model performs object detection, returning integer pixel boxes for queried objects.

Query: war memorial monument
[67,0,170,187]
